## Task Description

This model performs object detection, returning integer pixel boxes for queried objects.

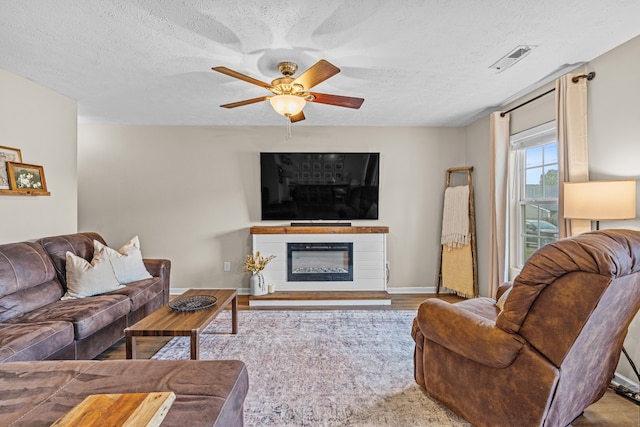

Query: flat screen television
[260,152,380,221]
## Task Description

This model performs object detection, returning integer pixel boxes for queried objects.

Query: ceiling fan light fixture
[270,94,306,117]
[213,59,363,123]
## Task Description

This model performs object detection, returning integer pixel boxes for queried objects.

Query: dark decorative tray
[169,295,218,312]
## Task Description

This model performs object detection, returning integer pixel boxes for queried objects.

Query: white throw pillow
[93,236,153,284]
[496,287,513,311]
[63,251,123,299]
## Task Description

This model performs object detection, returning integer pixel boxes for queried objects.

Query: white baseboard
[613,372,639,390]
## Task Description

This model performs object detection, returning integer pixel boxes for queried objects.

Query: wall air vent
[489,45,536,73]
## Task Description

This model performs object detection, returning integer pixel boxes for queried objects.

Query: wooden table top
[52,392,175,427]
[125,289,237,335]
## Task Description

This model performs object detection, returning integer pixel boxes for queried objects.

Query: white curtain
[489,112,510,298]
[556,74,590,237]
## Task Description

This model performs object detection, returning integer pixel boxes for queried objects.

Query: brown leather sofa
[412,229,640,427]
[0,232,170,362]
[0,232,249,426]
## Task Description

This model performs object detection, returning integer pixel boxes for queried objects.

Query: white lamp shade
[564,180,637,220]
[269,95,306,117]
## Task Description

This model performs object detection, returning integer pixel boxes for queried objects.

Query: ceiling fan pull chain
[285,116,292,141]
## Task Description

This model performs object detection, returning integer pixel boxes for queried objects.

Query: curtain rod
[500,72,596,117]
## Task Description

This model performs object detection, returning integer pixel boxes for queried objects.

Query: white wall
[586,34,640,387]
[77,125,466,292]
[465,34,640,386]
[464,115,490,297]
[0,68,78,243]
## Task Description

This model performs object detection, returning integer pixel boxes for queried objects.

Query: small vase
[250,272,267,296]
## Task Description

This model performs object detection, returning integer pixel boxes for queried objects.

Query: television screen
[260,152,380,221]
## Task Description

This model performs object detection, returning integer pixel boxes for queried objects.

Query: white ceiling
[1,0,639,127]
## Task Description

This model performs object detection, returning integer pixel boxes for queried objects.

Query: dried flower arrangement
[244,251,276,273]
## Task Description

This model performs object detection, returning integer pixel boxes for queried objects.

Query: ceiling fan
[212,60,364,123]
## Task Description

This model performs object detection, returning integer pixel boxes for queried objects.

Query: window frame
[509,121,559,276]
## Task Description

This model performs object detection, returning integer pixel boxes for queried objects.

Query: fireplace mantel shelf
[250,226,389,235]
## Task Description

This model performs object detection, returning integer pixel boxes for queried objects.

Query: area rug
[152,310,471,426]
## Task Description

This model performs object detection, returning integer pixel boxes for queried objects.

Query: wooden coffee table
[125,288,238,360]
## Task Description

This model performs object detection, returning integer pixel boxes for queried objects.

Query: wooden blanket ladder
[437,166,478,297]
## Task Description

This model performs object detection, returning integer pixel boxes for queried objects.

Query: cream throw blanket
[441,185,469,249]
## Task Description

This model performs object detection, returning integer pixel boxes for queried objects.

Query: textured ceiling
[1,0,640,126]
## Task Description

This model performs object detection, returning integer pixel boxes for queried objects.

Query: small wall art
[0,146,23,190]
[7,162,48,193]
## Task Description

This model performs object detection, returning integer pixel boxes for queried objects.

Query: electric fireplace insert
[287,242,353,282]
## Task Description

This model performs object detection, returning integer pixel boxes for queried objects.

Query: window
[510,121,559,268]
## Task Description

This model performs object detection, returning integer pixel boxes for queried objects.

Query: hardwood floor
[97,293,639,426]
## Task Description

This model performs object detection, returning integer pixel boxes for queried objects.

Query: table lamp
[563,180,637,230]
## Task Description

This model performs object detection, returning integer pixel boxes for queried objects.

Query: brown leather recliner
[412,229,640,427]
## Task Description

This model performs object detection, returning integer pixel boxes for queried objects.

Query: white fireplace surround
[251,226,388,292]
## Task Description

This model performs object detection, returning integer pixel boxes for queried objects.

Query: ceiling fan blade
[292,60,340,90]
[212,66,271,88]
[309,92,364,109]
[289,111,305,123]
[220,97,268,109]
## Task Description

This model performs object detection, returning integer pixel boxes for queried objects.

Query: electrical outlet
[223,261,231,272]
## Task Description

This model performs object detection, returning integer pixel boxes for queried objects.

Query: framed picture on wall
[7,162,48,193]
[0,145,22,189]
